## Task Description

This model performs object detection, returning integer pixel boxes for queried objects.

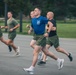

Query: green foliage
[0,0,76,19]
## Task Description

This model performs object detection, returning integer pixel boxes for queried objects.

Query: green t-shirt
[7,18,18,32]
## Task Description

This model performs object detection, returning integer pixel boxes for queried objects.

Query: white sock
[57,58,60,62]
[30,66,35,70]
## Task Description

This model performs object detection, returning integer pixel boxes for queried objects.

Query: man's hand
[28,30,31,34]
[44,33,49,37]
[10,28,14,32]
[26,24,30,28]
[0,26,5,29]
[51,27,56,31]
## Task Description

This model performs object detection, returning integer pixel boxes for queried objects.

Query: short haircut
[8,11,13,14]
[35,7,42,13]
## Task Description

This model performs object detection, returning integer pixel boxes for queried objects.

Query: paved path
[0,34,76,75]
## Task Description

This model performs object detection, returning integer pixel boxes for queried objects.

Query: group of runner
[0,7,73,74]
[24,7,73,74]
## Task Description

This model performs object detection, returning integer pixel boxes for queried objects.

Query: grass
[0,21,76,38]
[57,23,76,38]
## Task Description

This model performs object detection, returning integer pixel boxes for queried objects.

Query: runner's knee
[30,43,33,47]
[56,47,61,52]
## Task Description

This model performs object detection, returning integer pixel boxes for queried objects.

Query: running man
[4,12,20,56]
[23,8,64,74]
[0,26,12,52]
[27,11,36,49]
[27,11,44,60]
[38,12,73,65]
[28,11,56,61]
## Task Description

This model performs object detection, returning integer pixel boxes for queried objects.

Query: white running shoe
[15,46,20,56]
[57,59,64,70]
[23,67,34,74]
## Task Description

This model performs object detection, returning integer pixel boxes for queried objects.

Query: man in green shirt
[5,12,20,56]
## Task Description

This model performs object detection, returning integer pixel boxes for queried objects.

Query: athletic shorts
[46,35,59,48]
[33,34,46,47]
[8,32,16,41]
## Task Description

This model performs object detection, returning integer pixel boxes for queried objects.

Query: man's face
[47,12,54,19]
[30,11,35,18]
[7,12,12,18]
[47,12,50,19]
[34,8,39,16]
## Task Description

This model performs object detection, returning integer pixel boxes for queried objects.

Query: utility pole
[19,11,22,32]
[4,0,8,32]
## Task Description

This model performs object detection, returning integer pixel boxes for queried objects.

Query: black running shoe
[68,53,73,61]
[8,45,12,52]
[37,61,46,65]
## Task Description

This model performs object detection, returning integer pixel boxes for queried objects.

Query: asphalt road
[0,34,76,75]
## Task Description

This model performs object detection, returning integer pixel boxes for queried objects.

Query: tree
[0,0,4,17]
[0,0,76,20]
